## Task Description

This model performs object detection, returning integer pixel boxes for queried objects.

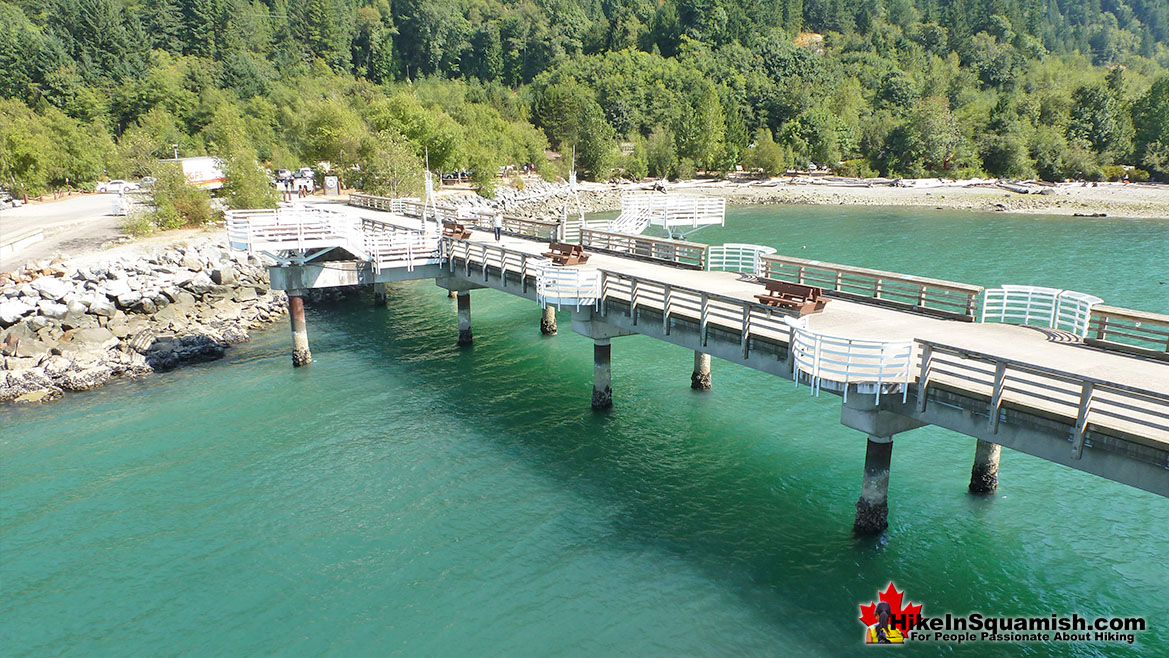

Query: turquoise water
[3,206,1168,656]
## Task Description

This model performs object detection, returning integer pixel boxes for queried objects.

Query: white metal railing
[981,285,1103,338]
[348,193,419,214]
[226,207,368,261]
[707,244,777,275]
[620,194,727,232]
[360,217,442,272]
[788,320,915,404]
[609,207,654,234]
[227,206,442,270]
[537,265,602,310]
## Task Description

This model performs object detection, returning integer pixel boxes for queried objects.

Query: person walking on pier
[493,210,503,242]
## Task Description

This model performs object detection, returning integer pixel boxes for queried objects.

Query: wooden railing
[916,339,1169,451]
[441,238,798,359]
[760,254,984,321]
[579,228,708,269]
[1086,305,1169,361]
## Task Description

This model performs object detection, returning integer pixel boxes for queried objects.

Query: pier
[227,198,1169,534]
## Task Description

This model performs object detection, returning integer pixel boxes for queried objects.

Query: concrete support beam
[373,283,388,305]
[854,435,893,534]
[691,351,712,390]
[592,338,612,410]
[288,290,311,367]
[456,291,473,346]
[541,305,557,335]
[969,439,1002,494]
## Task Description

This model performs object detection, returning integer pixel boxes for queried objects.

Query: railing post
[741,305,751,359]
[1071,381,1095,459]
[630,279,639,325]
[662,284,672,335]
[916,343,933,413]
[1095,315,1108,341]
[987,361,1007,434]
[700,293,709,347]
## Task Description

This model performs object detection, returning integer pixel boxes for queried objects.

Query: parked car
[274,169,293,181]
[138,176,157,191]
[96,180,140,194]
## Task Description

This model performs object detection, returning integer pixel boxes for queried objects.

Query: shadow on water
[311,283,1164,657]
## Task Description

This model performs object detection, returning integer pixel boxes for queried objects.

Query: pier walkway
[227,198,1169,533]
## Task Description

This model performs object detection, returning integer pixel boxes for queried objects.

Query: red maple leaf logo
[859,583,924,630]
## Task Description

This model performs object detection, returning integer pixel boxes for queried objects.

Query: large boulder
[115,291,142,308]
[89,297,116,317]
[66,326,118,351]
[38,300,68,319]
[30,276,71,301]
[0,299,34,326]
[184,273,214,295]
[210,267,235,285]
[102,278,132,299]
[58,365,113,391]
[133,298,157,314]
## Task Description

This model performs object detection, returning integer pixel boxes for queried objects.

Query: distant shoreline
[564,177,1169,220]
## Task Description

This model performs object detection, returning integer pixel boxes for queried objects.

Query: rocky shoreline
[437,176,1169,220]
[0,237,287,405]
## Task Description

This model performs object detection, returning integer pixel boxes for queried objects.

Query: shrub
[145,162,216,231]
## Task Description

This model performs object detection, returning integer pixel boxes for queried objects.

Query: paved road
[0,194,127,270]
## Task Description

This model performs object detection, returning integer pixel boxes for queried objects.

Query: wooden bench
[541,241,591,266]
[754,279,828,315]
[442,220,471,239]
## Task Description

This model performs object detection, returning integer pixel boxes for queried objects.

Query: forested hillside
[3,0,1169,198]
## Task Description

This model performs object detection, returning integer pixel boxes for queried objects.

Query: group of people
[279,178,311,202]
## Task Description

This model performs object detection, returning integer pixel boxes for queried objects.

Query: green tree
[1069,83,1129,160]
[645,126,677,178]
[574,100,616,180]
[743,127,787,176]
[1132,77,1169,176]
[290,0,354,71]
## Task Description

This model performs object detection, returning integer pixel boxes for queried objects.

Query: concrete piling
[592,338,612,410]
[373,283,387,305]
[854,435,893,534]
[968,439,1002,494]
[456,291,473,346]
[540,305,557,335]
[691,351,712,390]
[288,290,311,367]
